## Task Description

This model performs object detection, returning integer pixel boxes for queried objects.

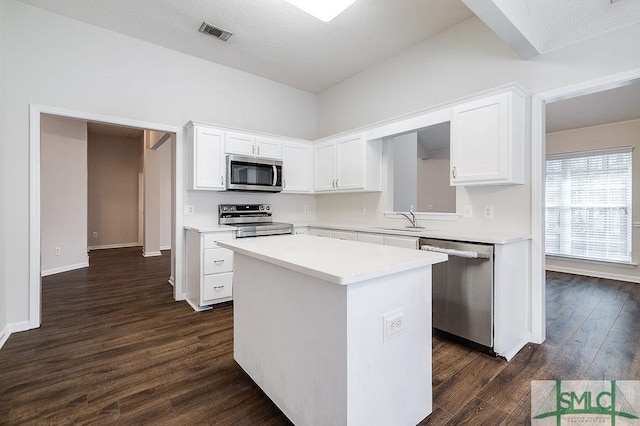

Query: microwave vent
[198,22,232,41]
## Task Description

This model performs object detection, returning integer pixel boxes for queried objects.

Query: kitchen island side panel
[232,252,434,426]
[346,266,433,426]
[233,253,349,426]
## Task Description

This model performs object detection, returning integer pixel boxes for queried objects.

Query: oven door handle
[421,245,489,259]
[273,165,277,186]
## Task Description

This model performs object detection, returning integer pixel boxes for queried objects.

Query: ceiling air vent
[199,21,232,41]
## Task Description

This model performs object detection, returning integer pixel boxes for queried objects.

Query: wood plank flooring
[1,250,639,425]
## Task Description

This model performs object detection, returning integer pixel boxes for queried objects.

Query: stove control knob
[230,206,236,211]
[265,205,271,211]
[259,205,265,211]
[222,206,228,211]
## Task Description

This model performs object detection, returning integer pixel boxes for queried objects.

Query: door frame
[530,67,640,343]
[29,104,184,328]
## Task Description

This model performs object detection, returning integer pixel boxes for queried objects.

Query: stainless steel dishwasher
[420,238,495,355]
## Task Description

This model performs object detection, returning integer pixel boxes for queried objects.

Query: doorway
[531,68,640,344]
[29,105,184,329]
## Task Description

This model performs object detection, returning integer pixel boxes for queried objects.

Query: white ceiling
[526,0,640,53]
[546,79,640,133]
[17,0,473,93]
[18,0,640,130]
[87,122,144,138]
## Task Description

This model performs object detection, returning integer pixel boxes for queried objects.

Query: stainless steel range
[218,204,293,238]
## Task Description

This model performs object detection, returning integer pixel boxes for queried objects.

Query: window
[545,148,632,263]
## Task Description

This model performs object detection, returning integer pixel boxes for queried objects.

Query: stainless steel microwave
[226,155,283,192]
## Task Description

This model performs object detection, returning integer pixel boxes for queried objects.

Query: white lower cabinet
[310,228,418,249]
[186,229,234,311]
[357,233,384,245]
[293,226,310,235]
[309,228,332,238]
[383,235,419,249]
[330,231,358,241]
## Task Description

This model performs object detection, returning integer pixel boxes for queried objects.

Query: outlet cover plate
[383,308,405,342]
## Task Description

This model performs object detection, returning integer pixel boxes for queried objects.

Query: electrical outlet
[360,205,366,215]
[483,205,494,219]
[304,205,309,214]
[383,308,405,342]
[92,231,98,238]
[54,247,61,256]
[184,205,195,215]
[463,205,473,218]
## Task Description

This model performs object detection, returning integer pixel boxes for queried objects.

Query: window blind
[545,148,632,263]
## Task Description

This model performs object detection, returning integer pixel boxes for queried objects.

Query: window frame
[545,146,633,265]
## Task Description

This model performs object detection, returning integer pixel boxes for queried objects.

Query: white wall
[0,0,7,336]
[546,119,640,283]
[391,133,418,212]
[87,132,141,249]
[143,130,161,256]
[40,115,88,275]
[315,16,640,236]
[1,0,317,327]
[159,138,172,250]
[417,153,456,213]
[317,17,640,137]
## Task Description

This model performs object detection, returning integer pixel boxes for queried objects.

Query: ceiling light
[285,0,356,22]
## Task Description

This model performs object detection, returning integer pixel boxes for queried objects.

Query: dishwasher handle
[421,245,490,259]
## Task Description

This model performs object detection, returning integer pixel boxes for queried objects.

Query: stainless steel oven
[226,155,283,192]
[219,204,292,237]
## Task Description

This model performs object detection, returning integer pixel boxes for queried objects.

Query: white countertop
[299,222,531,245]
[184,224,237,233]
[217,234,447,285]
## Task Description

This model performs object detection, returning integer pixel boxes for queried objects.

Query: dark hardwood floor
[1,250,639,425]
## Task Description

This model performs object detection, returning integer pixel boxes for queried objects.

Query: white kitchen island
[217,234,447,426]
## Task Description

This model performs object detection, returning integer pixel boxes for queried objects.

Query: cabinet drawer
[203,272,233,301]
[203,232,233,249]
[203,248,233,274]
[331,231,358,241]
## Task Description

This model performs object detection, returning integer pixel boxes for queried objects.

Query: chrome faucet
[398,211,418,228]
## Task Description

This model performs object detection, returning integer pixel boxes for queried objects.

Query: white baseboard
[143,251,162,258]
[88,242,141,251]
[546,265,640,284]
[499,336,531,362]
[42,261,89,277]
[0,320,31,350]
[160,245,171,251]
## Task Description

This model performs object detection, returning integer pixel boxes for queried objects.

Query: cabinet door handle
[451,166,457,179]
[335,179,339,189]
[213,285,225,290]
[213,260,224,265]
[252,145,255,154]
[257,145,260,155]
[283,179,287,189]
[220,176,224,186]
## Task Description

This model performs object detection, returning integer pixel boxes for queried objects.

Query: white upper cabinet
[314,134,382,192]
[314,141,337,191]
[225,131,282,159]
[450,91,525,186]
[255,136,283,160]
[187,123,225,191]
[282,141,313,193]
